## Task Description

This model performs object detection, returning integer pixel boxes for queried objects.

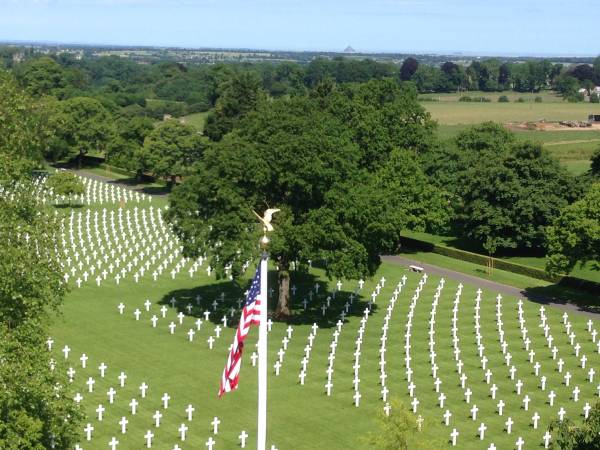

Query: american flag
[218,266,262,396]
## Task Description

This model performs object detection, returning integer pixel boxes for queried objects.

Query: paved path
[383,255,600,320]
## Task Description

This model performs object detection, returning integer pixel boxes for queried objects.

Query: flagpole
[257,243,269,450]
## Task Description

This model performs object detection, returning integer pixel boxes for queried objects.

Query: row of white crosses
[50,339,238,450]
[58,205,207,287]
[120,297,227,350]
[427,283,525,448]
[378,275,408,416]
[298,322,320,386]
[273,325,294,376]
[322,280,362,395]
[350,277,387,407]
[427,277,450,426]
[34,173,151,206]
[446,286,598,449]
[403,272,428,418]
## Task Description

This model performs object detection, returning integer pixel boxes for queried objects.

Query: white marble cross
[119,416,128,434]
[144,430,154,448]
[84,423,94,441]
[212,416,221,434]
[239,430,248,448]
[178,404,192,423]
[153,410,162,427]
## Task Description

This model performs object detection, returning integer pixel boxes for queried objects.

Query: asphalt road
[383,255,599,320]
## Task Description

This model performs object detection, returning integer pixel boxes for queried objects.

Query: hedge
[399,236,600,295]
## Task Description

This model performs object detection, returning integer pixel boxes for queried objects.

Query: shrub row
[398,236,600,294]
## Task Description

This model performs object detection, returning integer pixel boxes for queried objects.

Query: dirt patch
[507,121,600,131]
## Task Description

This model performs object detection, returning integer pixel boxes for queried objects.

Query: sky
[0,0,597,56]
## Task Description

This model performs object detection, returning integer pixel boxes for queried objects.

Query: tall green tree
[546,183,600,277]
[0,189,82,449]
[204,71,266,141]
[166,86,448,317]
[50,96,114,167]
[458,141,579,254]
[136,120,205,187]
[399,57,419,81]
[15,56,66,97]
[105,116,154,174]
[423,123,579,254]
[0,70,47,180]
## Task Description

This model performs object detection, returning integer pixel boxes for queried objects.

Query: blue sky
[0,0,597,56]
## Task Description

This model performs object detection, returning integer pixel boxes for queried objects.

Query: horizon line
[0,38,598,60]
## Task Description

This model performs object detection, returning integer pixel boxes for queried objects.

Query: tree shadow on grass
[524,284,600,315]
[159,269,376,331]
[102,178,170,197]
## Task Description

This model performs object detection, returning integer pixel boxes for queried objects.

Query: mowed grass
[423,101,600,125]
[47,201,600,449]
[420,91,565,103]
[181,111,210,133]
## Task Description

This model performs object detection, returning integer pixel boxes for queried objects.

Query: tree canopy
[0,185,81,450]
[136,120,205,186]
[423,123,580,254]
[546,183,600,276]
[167,80,449,316]
[0,71,47,180]
[45,171,85,204]
[49,96,114,166]
[0,76,81,448]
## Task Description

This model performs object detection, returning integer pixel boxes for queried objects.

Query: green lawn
[181,111,210,133]
[420,91,565,103]
[44,195,599,450]
[423,101,600,125]
[563,160,592,175]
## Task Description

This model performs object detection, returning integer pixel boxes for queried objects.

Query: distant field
[423,101,600,125]
[181,111,210,132]
[562,160,592,174]
[420,90,564,103]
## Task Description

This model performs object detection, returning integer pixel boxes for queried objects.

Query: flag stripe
[218,266,262,396]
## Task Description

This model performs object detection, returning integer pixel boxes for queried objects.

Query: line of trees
[0,72,82,449]
[5,49,600,119]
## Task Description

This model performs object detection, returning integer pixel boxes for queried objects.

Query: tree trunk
[77,152,83,169]
[275,261,291,319]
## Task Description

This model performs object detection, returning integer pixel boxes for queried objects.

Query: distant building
[343,46,356,54]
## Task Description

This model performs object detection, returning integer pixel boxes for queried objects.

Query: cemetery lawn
[48,198,600,449]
